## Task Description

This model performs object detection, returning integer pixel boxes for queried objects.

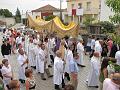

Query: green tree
[83,16,95,27]
[106,0,120,24]
[15,8,21,23]
[45,15,56,21]
[0,9,13,17]
[97,21,115,33]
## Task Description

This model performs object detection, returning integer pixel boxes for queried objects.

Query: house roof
[32,4,60,12]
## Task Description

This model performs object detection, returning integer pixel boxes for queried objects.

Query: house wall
[67,0,100,24]
[0,16,15,26]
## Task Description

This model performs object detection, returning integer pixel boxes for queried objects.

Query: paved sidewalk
[0,32,100,90]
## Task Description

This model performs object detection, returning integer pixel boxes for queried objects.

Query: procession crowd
[0,28,120,90]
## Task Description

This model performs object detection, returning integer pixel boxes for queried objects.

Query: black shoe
[55,88,61,90]
[88,86,99,88]
[62,84,65,88]
[48,75,53,78]
[42,78,46,80]
[78,64,86,67]
[19,79,22,81]
[95,86,99,88]
[48,65,52,68]
[32,66,36,69]
[19,79,25,83]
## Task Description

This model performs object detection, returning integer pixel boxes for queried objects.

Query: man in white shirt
[94,40,103,57]
[53,50,65,90]
[87,52,100,88]
[48,36,56,63]
[77,39,85,67]
[37,43,47,80]
[90,35,95,58]
[28,38,36,68]
[64,45,74,81]
[17,48,28,83]
[16,34,22,48]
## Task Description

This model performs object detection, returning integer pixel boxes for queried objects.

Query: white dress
[87,56,100,86]
[17,54,28,80]
[53,56,64,85]
[36,48,45,73]
[77,42,84,65]
[24,35,29,55]
[64,49,73,73]
[34,47,41,72]
[44,42,51,66]
[28,42,35,67]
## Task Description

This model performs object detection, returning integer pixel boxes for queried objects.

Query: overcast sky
[0,0,67,15]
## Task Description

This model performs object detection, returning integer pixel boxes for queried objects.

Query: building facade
[21,5,67,25]
[65,0,100,24]
[0,16,15,27]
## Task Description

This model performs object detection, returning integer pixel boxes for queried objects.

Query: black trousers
[50,55,54,63]
[90,49,94,58]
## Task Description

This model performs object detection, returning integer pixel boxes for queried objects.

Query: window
[78,3,82,9]
[86,2,91,10]
[71,4,74,9]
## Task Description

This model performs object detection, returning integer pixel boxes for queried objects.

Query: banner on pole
[76,9,83,16]
[72,9,76,16]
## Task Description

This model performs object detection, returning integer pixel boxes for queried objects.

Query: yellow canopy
[28,15,52,32]
[52,17,79,37]
[53,17,76,30]
[28,15,79,38]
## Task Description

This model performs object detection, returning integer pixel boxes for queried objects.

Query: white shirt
[1,65,12,85]
[77,42,84,53]
[16,36,22,44]
[17,54,27,67]
[87,38,91,46]
[54,56,64,85]
[115,51,120,65]
[94,41,102,55]
[39,48,46,61]
[91,39,95,50]
[49,38,55,49]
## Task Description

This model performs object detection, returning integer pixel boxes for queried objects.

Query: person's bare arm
[103,68,108,78]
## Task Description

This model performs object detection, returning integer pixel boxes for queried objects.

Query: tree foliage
[45,15,56,21]
[15,8,21,23]
[97,21,115,33]
[106,0,120,24]
[83,16,95,27]
[0,9,13,17]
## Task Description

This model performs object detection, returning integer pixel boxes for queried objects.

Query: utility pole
[60,0,62,21]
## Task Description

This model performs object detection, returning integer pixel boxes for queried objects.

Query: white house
[21,4,67,25]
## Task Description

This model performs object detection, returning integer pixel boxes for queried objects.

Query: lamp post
[60,0,62,21]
